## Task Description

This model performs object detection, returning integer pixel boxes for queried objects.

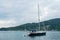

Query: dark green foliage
[0,18,60,31]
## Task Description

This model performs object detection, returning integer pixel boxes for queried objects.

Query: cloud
[40,7,49,21]
[0,0,60,27]
[0,19,16,28]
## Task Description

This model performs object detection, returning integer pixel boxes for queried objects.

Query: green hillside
[0,18,60,31]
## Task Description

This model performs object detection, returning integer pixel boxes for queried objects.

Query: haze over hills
[0,18,60,31]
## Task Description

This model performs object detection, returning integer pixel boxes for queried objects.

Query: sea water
[0,31,60,40]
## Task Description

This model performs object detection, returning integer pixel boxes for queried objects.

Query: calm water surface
[0,31,60,40]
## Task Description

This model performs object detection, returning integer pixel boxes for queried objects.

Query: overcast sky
[0,0,60,28]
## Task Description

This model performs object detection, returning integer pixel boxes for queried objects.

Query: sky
[0,0,60,28]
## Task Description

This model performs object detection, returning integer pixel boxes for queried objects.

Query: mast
[38,4,40,31]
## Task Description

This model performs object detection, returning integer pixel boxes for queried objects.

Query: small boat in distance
[28,4,46,37]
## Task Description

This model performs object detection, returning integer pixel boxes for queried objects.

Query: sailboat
[28,4,46,36]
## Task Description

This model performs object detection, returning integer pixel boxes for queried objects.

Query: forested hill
[0,18,60,31]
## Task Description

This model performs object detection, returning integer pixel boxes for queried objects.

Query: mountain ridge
[0,18,60,31]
